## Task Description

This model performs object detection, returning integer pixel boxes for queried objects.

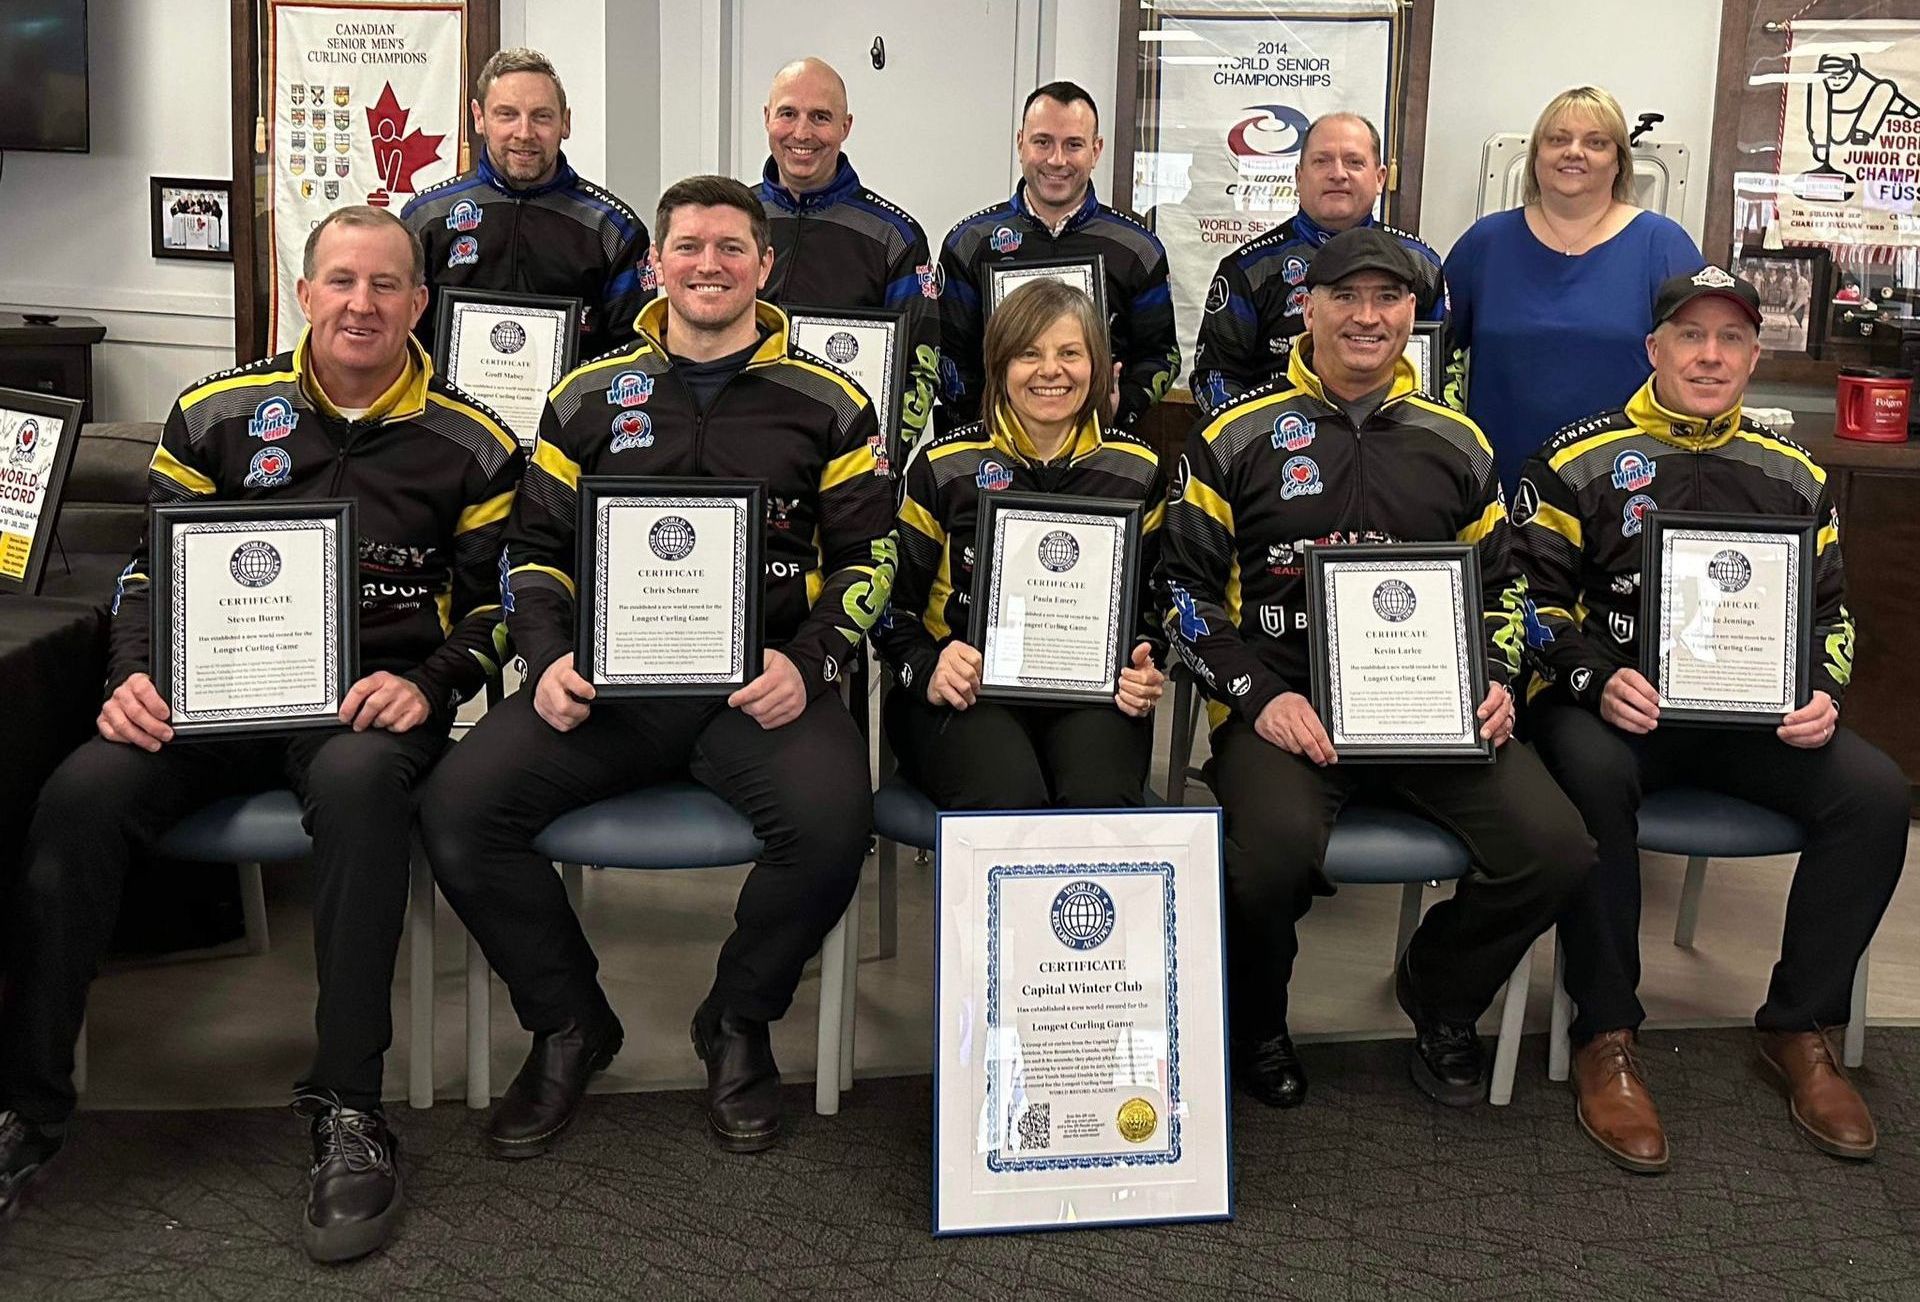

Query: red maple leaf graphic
[365,82,445,195]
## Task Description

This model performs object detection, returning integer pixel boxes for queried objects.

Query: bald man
[752,57,940,458]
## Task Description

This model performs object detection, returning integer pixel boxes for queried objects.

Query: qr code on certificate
[1017,1103,1050,1150]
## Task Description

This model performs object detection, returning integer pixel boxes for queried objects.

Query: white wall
[1420,0,1725,256]
[0,1,235,423]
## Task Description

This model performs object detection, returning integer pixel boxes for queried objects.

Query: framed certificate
[149,499,357,738]
[933,807,1232,1236]
[1403,321,1442,394]
[1639,510,1815,726]
[0,387,85,595]
[986,253,1108,322]
[575,477,764,697]
[968,491,1141,705]
[786,305,908,466]
[433,288,582,448]
[1305,542,1492,762]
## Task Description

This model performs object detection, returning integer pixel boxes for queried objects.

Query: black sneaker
[293,1093,401,1263]
[0,1111,64,1221]
[1232,1031,1308,1109]
[1394,954,1486,1107]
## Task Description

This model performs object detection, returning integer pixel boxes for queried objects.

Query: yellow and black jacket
[112,332,524,717]
[876,406,1168,695]
[502,298,897,696]
[1509,378,1853,709]
[1160,338,1518,729]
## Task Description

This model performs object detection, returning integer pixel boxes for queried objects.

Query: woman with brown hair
[875,278,1167,808]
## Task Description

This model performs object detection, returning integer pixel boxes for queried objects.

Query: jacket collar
[988,402,1103,465]
[757,154,861,211]
[1011,180,1099,234]
[476,147,580,200]
[1285,337,1418,410]
[292,328,432,422]
[633,298,792,368]
[1290,208,1377,249]
[1625,377,1743,449]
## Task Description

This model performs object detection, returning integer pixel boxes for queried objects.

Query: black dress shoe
[1395,954,1486,1107]
[690,1004,781,1153]
[293,1094,401,1264]
[0,1111,64,1222]
[488,1014,624,1160]
[1233,1032,1308,1108]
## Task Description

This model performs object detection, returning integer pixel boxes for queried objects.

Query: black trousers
[420,688,871,1031]
[1205,719,1593,1040]
[884,690,1152,809]
[1531,705,1909,1041]
[0,725,448,1124]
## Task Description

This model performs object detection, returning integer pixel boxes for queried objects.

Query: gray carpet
[4,1027,1919,1300]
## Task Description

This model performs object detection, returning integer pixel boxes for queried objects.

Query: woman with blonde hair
[875,278,1167,809]
[1444,86,1703,490]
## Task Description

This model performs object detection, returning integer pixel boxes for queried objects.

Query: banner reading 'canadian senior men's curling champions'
[268,1,466,350]
[1138,7,1393,360]
[1772,20,1920,257]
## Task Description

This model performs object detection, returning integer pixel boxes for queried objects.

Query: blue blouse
[1444,208,1703,491]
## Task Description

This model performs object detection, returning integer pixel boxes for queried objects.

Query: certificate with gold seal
[933,809,1232,1236]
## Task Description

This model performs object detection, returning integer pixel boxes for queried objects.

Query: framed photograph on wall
[151,177,235,262]
[1731,246,1829,358]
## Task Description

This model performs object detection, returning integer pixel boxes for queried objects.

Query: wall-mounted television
[0,0,90,153]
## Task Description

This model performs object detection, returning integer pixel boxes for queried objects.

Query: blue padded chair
[76,789,441,1109]
[460,781,859,1117]
[1165,672,1537,1106]
[1547,787,1868,1080]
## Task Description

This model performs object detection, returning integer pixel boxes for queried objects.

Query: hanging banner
[1135,8,1395,353]
[267,1,466,351]
[1773,20,1920,259]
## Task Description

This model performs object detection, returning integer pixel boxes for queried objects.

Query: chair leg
[1673,855,1709,947]
[1394,881,1423,960]
[1548,937,1572,1083]
[407,850,434,1110]
[1845,948,1869,1068]
[1488,941,1534,1106]
[466,933,492,1109]
[73,1017,87,1096]
[562,862,584,912]
[815,900,851,1117]
[876,838,899,961]
[839,884,859,1091]
[239,862,270,955]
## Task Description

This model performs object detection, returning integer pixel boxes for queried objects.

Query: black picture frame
[1731,246,1831,359]
[967,490,1143,707]
[785,304,910,470]
[432,288,584,448]
[1638,509,1816,727]
[1403,321,1443,395]
[985,253,1109,324]
[150,176,235,262]
[575,477,766,698]
[0,386,86,596]
[149,498,358,739]
[1304,541,1492,763]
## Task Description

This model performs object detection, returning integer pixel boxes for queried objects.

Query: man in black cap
[1162,226,1592,1110]
[1511,265,1907,1174]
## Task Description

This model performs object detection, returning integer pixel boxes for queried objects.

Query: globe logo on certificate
[229,540,283,588]
[1372,579,1417,622]
[824,331,860,364]
[1037,530,1080,573]
[1708,548,1753,593]
[648,515,697,562]
[1049,880,1116,950]
[489,320,527,355]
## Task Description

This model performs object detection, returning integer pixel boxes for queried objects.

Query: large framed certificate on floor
[934,808,1232,1236]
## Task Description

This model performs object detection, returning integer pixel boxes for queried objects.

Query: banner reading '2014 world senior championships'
[268,1,466,351]
[1137,8,1394,358]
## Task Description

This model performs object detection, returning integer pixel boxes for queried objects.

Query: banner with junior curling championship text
[267,1,466,351]
[1136,7,1394,361]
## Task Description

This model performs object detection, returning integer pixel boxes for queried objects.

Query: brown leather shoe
[1758,1029,1877,1160]
[1571,1030,1669,1174]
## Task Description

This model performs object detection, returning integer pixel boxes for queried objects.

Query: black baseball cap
[1653,266,1763,329]
[1302,226,1423,290]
